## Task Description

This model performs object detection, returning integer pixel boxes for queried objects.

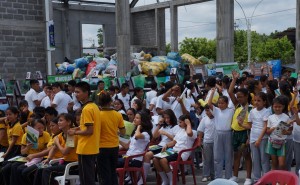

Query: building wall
[0,0,46,80]
[131,10,156,47]
[52,5,116,63]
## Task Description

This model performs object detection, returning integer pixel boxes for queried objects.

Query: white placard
[170,68,177,75]
[26,72,31,80]
[35,71,43,79]
[93,70,100,77]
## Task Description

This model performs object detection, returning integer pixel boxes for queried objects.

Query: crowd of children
[0,68,299,185]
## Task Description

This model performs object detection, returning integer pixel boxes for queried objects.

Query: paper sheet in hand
[66,134,75,147]
[149,145,163,151]
[154,148,176,158]
[273,121,291,138]
[26,126,39,149]
[8,156,27,162]
[0,152,4,162]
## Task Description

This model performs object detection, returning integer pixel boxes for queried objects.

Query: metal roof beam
[131,0,212,13]
[130,0,139,8]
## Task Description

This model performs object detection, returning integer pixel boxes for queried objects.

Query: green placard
[18,80,31,95]
[216,63,239,77]
[103,77,114,90]
[155,76,167,89]
[132,75,145,88]
[6,80,16,96]
[117,77,126,87]
[47,75,73,84]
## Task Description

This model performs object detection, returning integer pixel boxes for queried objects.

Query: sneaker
[199,162,203,167]
[244,178,252,185]
[202,177,211,182]
[229,176,238,182]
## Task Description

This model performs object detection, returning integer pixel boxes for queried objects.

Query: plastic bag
[198,56,209,64]
[167,52,181,62]
[141,62,168,76]
[95,57,109,65]
[151,56,167,62]
[181,53,202,65]
[86,61,97,75]
[165,59,180,68]
[74,58,88,69]
[143,54,152,61]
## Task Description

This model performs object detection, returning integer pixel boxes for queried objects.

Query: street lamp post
[235,0,264,66]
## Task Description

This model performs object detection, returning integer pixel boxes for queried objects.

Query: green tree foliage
[97,28,103,46]
[234,30,269,63]
[257,36,294,63]
[166,43,171,54]
[179,37,216,60]
[178,30,294,64]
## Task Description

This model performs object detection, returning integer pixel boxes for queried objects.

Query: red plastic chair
[116,151,147,185]
[155,137,200,185]
[254,170,299,185]
[169,137,200,185]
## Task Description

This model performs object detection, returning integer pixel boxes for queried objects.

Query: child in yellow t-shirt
[33,113,78,185]
[0,110,8,152]
[9,119,50,185]
[0,107,24,185]
[68,82,101,185]
[14,117,63,185]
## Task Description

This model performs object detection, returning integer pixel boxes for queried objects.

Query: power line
[165,8,296,30]
[236,8,296,20]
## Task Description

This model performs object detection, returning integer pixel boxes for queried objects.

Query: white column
[296,0,300,72]
[45,0,52,75]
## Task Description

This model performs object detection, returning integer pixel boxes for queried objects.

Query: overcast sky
[81,0,297,47]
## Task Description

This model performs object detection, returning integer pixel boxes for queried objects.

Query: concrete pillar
[296,0,300,72]
[170,4,178,52]
[216,0,234,63]
[116,0,131,77]
[155,8,166,55]
[62,4,71,59]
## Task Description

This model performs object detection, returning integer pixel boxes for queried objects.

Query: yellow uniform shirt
[7,122,24,145]
[231,106,250,131]
[47,134,63,159]
[0,122,8,147]
[250,93,255,107]
[76,102,101,155]
[99,109,124,148]
[57,133,78,162]
[21,131,50,154]
[289,93,298,111]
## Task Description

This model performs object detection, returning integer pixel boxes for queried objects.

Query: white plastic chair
[49,159,79,185]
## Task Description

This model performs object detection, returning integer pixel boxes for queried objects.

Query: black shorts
[150,148,163,155]
[232,130,249,152]
[165,153,179,162]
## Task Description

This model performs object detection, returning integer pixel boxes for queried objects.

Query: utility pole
[235,0,264,66]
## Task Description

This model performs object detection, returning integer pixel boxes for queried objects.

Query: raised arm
[289,88,298,110]
[207,88,216,110]
[229,70,239,107]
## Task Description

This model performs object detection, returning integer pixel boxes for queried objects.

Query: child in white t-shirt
[207,87,234,179]
[141,109,179,184]
[197,106,215,182]
[248,92,272,182]
[266,95,292,170]
[153,115,197,185]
